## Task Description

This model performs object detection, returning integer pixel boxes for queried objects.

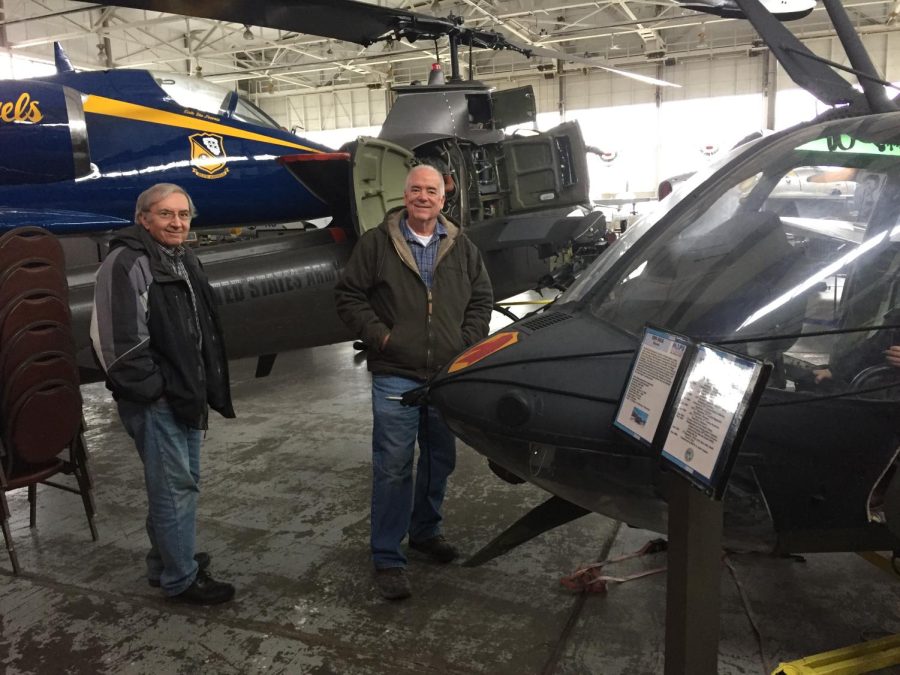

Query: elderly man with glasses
[91,183,236,605]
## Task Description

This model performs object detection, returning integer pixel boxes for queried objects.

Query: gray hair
[134,183,197,224]
[405,164,445,196]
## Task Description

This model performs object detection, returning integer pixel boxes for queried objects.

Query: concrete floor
[2,339,900,674]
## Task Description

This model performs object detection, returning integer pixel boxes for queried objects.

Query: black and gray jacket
[90,225,234,429]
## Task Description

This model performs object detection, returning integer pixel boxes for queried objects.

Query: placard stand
[664,478,724,675]
[612,325,771,674]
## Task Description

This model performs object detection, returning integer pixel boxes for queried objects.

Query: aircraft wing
[593,193,658,207]
[0,207,131,235]
[781,215,864,245]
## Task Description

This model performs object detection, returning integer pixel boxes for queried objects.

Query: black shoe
[374,567,412,600]
[148,552,211,588]
[409,535,458,563]
[171,570,235,605]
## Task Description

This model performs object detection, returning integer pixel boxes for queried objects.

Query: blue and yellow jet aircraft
[0,45,333,234]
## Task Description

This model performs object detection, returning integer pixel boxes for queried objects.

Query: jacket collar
[109,224,187,282]
[382,207,459,239]
[383,208,459,270]
[399,217,447,244]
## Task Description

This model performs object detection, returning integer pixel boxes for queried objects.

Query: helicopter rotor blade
[523,44,680,88]
[92,0,675,87]
[90,0,521,50]
[732,0,867,108]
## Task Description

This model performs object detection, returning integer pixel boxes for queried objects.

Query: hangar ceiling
[1,0,899,96]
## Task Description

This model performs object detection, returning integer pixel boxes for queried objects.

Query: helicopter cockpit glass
[564,114,900,398]
[155,74,281,130]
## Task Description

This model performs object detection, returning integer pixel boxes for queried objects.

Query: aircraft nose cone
[496,390,531,427]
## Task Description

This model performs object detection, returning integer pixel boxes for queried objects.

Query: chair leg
[28,484,37,528]
[0,490,21,575]
[72,433,98,541]
[77,418,95,489]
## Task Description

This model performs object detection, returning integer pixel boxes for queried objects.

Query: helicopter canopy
[561,113,900,395]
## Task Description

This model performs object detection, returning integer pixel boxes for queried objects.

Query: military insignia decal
[189,132,229,179]
[448,331,519,373]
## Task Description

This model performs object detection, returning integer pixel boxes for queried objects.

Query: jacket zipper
[426,288,433,373]
[388,225,454,376]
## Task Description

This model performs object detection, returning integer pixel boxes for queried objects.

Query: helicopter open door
[349,136,416,235]
[501,121,590,213]
[488,86,537,130]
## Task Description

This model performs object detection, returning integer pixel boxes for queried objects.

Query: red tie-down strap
[560,538,669,593]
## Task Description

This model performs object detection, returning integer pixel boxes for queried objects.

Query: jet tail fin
[54,42,75,73]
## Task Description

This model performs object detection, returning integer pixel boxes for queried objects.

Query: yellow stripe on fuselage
[83,95,322,153]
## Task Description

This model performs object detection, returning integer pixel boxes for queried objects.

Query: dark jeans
[370,375,457,569]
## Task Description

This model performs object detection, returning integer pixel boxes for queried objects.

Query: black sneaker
[172,570,235,605]
[409,535,458,563]
[374,567,412,600]
[148,552,211,588]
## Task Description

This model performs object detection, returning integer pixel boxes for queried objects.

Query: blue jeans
[371,375,457,569]
[118,399,201,595]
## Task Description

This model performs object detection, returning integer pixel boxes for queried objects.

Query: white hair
[134,183,196,224]
[404,165,445,196]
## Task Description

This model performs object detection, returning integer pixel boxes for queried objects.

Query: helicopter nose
[430,311,637,451]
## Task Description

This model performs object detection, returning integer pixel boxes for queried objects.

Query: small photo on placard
[614,327,690,446]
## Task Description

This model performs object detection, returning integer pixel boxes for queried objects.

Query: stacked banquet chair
[0,226,98,574]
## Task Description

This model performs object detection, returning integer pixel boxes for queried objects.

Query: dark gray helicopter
[62,0,682,378]
[427,0,900,563]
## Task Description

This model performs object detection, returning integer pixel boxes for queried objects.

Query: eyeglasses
[150,209,193,222]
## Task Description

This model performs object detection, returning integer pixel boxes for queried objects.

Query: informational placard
[614,327,690,445]
[613,326,770,500]
[613,326,690,445]
[660,345,766,497]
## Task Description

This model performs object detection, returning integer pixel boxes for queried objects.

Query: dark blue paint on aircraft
[0,61,333,233]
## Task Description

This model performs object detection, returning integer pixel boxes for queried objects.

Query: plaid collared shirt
[400,218,446,289]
